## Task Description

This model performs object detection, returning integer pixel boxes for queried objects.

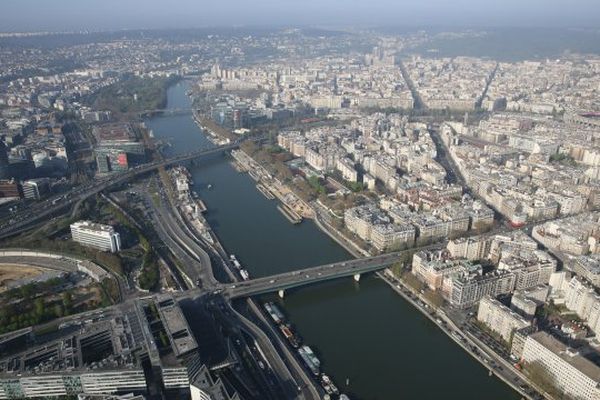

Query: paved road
[0,142,239,240]
[208,294,319,400]
[140,187,215,289]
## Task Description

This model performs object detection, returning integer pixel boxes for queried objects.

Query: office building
[93,124,144,174]
[0,296,238,400]
[70,221,121,253]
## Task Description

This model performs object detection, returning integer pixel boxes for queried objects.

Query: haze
[1,0,599,32]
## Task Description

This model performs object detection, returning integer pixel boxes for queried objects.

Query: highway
[0,141,239,240]
[139,182,217,289]
[210,295,319,400]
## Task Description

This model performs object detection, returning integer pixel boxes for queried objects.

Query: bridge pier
[278,289,285,299]
[353,273,361,282]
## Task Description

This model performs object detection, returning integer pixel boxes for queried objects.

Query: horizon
[1,0,600,32]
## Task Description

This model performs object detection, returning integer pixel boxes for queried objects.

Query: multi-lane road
[0,142,239,240]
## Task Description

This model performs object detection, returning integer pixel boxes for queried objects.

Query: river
[145,80,520,400]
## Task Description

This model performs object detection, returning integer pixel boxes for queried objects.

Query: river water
[146,80,520,400]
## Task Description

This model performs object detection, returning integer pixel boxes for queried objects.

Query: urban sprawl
[0,28,599,400]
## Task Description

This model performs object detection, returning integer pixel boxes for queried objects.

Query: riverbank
[231,149,314,219]
[147,80,523,400]
[311,189,541,400]
[192,111,239,145]
[229,138,537,400]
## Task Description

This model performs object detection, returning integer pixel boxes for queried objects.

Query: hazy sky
[1,0,599,32]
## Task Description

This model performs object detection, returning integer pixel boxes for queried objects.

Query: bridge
[219,249,419,299]
[0,141,240,239]
[139,108,196,117]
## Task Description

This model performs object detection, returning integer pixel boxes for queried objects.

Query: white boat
[240,269,250,280]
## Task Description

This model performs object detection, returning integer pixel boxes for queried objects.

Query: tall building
[70,221,121,253]
[521,332,600,400]
[190,365,240,400]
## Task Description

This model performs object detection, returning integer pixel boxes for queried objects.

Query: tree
[424,290,445,309]
[62,291,73,311]
[34,298,45,317]
[53,304,65,318]
[525,361,563,399]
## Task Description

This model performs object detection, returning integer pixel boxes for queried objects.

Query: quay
[257,183,275,200]
[277,204,302,224]
[231,149,314,220]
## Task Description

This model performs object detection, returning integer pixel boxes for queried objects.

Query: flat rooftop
[71,220,116,234]
[156,296,198,358]
[530,331,600,382]
[93,123,135,142]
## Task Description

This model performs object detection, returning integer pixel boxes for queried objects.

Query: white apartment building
[521,332,600,400]
[477,296,530,342]
[450,270,516,309]
[563,276,600,335]
[70,220,121,253]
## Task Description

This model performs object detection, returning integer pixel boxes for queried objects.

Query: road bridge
[221,249,418,299]
[139,108,195,117]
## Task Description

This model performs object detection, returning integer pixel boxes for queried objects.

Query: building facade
[70,221,121,253]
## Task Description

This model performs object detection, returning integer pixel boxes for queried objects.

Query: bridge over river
[209,244,442,299]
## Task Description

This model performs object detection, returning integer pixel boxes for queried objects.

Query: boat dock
[230,160,247,173]
[248,169,261,182]
[277,204,302,224]
[257,184,275,200]
[230,149,314,224]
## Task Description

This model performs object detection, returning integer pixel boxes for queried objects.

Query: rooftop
[156,295,198,358]
[530,331,600,382]
[92,123,135,142]
[71,220,117,234]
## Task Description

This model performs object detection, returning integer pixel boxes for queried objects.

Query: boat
[279,324,300,348]
[264,302,283,324]
[229,255,242,269]
[321,374,339,395]
[256,183,275,200]
[240,269,250,281]
[298,345,320,376]
[207,184,213,189]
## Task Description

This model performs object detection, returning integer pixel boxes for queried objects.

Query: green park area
[86,75,179,116]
